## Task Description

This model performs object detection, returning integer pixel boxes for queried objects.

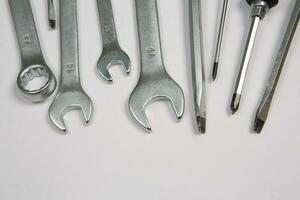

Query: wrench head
[129,73,185,132]
[97,47,131,83]
[18,64,57,103]
[49,89,93,132]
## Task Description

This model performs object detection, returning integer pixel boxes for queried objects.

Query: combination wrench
[49,0,93,132]
[8,0,57,103]
[96,0,131,83]
[129,0,185,132]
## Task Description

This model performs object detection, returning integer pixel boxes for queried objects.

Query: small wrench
[8,0,57,103]
[96,0,131,83]
[49,0,93,132]
[129,0,185,132]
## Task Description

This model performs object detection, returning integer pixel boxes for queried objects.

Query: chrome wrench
[96,0,131,83]
[8,0,57,103]
[129,0,185,132]
[254,0,300,133]
[49,0,93,132]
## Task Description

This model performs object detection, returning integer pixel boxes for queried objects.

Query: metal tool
[49,0,93,132]
[212,0,229,81]
[8,0,57,103]
[96,0,131,83]
[129,0,185,132]
[254,0,300,133]
[48,0,56,29]
[230,0,278,114]
[189,0,206,133]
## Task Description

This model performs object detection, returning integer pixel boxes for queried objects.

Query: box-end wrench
[254,0,300,133]
[129,0,185,132]
[8,0,57,103]
[49,0,93,132]
[96,0,131,83]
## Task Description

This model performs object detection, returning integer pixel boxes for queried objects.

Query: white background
[0,0,300,199]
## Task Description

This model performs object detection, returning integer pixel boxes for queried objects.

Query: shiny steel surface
[254,0,300,133]
[8,0,57,103]
[129,0,185,132]
[49,0,93,132]
[212,0,229,81]
[96,0,131,83]
[189,0,206,133]
[231,0,270,114]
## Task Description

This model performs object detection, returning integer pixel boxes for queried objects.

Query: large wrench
[8,0,57,103]
[49,0,93,132]
[96,0,131,83]
[129,0,185,132]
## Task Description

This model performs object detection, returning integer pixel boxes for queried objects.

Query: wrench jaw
[97,47,131,83]
[17,64,57,103]
[129,75,185,132]
[49,90,93,132]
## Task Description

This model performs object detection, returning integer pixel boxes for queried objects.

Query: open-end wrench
[49,0,93,132]
[254,0,300,133]
[8,0,57,103]
[96,0,131,83]
[129,0,185,132]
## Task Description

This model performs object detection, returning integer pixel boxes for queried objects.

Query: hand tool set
[8,0,298,133]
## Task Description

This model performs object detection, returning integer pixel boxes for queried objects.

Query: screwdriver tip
[49,19,56,29]
[212,62,219,81]
[253,116,265,134]
[231,93,241,114]
[197,116,206,133]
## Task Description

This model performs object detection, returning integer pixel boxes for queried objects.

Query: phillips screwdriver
[230,0,278,114]
[212,0,229,81]
[254,0,300,133]
[48,0,56,29]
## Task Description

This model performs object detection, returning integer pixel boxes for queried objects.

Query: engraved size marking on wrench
[22,33,33,45]
[65,63,75,73]
[146,47,156,57]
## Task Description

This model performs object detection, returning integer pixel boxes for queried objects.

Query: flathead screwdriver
[254,0,300,133]
[212,0,229,81]
[230,0,278,114]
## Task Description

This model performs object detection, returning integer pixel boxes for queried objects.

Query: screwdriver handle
[246,0,279,9]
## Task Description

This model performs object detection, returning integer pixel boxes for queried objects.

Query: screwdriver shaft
[189,0,206,133]
[212,0,229,81]
[254,0,300,133]
[231,16,260,113]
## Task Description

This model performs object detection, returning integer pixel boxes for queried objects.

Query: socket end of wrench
[97,48,131,83]
[17,64,57,103]
[231,93,241,114]
[49,91,93,132]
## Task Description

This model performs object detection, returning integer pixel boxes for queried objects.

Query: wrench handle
[8,0,44,67]
[135,0,165,74]
[60,0,81,88]
[96,0,119,47]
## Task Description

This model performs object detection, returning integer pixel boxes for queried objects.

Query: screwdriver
[254,0,300,133]
[48,0,56,29]
[230,0,278,114]
[212,0,229,81]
